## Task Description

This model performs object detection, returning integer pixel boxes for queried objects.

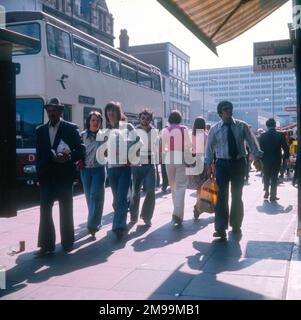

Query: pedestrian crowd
[34,98,298,257]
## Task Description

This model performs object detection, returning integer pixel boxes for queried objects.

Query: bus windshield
[16,98,44,149]
[7,23,41,55]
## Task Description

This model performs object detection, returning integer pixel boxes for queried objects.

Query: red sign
[285,106,297,112]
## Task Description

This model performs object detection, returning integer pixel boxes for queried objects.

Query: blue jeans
[215,158,246,232]
[108,166,132,231]
[130,164,156,222]
[80,166,105,232]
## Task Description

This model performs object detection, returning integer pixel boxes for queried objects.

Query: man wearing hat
[205,101,263,240]
[35,98,85,257]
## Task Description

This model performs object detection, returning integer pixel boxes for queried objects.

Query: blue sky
[107,0,293,70]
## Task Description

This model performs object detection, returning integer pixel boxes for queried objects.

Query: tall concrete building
[126,42,190,126]
[0,0,114,45]
[190,65,297,128]
[190,89,217,125]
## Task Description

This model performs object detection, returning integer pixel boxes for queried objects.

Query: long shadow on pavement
[131,216,214,252]
[0,223,150,299]
[146,233,286,299]
[256,201,293,215]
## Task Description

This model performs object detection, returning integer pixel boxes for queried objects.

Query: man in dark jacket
[259,118,289,202]
[35,98,85,257]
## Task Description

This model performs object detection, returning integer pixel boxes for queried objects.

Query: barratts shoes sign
[253,39,294,72]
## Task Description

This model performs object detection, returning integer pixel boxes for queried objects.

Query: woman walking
[105,101,140,239]
[192,117,208,219]
[80,111,106,238]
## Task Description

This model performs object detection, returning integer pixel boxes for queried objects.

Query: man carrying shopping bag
[205,101,263,240]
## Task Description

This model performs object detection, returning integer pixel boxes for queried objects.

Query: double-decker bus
[6,11,164,186]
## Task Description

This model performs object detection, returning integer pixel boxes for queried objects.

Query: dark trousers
[38,179,74,251]
[130,164,156,222]
[161,163,169,190]
[263,162,280,198]
[215,158,246,232]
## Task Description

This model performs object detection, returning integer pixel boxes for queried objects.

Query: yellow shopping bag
[195,178,218,214]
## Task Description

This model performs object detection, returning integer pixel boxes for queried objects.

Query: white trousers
[166,163,187,219]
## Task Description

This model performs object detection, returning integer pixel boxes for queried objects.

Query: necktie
[225,123,238,159]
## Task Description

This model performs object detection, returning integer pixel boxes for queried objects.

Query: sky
[107,0,293,70]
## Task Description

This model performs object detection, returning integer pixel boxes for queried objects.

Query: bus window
[7,23,41,55]
[121,62,137,83]
[152,73,162,92]
[16,98,43,149]
[138,70,152,88]
[63,105,72,122]
[46,24,72,61]
[100,51,120,77]
[83,107,103,129]
[73,38,99,71]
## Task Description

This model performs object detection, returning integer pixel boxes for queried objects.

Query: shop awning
[157,0,289,55]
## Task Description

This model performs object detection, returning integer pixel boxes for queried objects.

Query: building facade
[190,89,217,125]
[127,42,190,126]
[1,0,114,45]
[189,65,297,128]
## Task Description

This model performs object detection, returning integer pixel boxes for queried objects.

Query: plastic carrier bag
[194,178,218,214]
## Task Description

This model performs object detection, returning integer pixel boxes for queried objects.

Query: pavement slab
[0,171,299,300]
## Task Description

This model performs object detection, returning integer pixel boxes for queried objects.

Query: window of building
[173,54,177,76]
[168,52,173,74]
[177,57,182,77]
[182,60,186,79]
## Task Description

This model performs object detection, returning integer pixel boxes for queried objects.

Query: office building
[127,42,191,126]
[190,65,297,128]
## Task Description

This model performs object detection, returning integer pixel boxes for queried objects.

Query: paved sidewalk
[0,171,299,300]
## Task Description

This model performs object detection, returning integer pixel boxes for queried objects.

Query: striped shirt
[205,118,263,164]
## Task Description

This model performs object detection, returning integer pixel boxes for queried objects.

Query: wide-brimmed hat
[44,97,64,110]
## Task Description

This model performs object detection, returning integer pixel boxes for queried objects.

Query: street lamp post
[201,79,217,119]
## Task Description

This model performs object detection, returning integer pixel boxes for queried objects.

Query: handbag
[194,177,218,214]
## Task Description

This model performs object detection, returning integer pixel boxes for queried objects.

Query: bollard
[19,241,25,252]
